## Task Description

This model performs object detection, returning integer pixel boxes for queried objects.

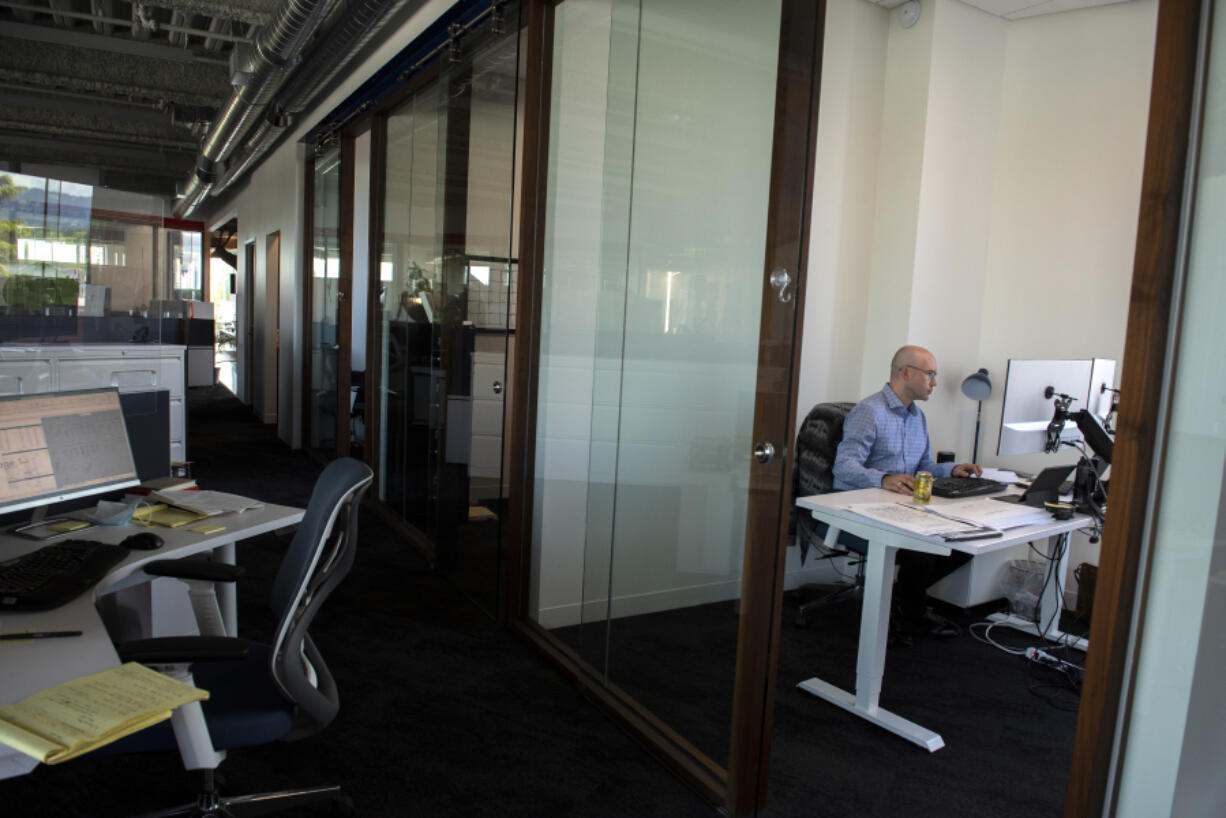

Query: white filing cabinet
[0,344,187,463]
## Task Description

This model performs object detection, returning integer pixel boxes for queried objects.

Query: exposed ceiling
[1,0,1136,205]
[0,0,278,198]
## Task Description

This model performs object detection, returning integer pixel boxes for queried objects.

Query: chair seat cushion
[101,644,296,755]
[812,519,869,556]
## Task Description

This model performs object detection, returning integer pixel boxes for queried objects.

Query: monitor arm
[1044,388,1077,454]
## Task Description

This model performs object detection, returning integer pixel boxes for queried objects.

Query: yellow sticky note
[187,523,226,535]
[48,520,90,533]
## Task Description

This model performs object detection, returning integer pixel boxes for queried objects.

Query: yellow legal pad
[131,503,209,528]
[0,663,208,765]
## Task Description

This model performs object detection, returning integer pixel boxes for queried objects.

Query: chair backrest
[268,457,373,738]
[792,402,855,556]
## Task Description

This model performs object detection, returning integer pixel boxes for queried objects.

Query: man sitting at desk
[833,344,981,641]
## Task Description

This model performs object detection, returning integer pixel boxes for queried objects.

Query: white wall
[794,0,886,415]
[798,0,1157,591]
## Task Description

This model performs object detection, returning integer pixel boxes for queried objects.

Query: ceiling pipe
[174,0,343,216]
[211,0,428,199]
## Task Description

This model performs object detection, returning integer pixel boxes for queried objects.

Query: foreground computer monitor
[0,388,140,516]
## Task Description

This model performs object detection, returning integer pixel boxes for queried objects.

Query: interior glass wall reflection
[310,146,342,452]
[532,0,781,766]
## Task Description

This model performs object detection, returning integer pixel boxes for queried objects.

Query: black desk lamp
[961,368,992,463]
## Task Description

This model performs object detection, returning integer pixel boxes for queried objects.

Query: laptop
[995,464,1076,507]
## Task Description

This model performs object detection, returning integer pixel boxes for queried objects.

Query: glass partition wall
[517,0,820,810]
[533,0,785,765]
[371,19,522,615]
[308,145,344,457]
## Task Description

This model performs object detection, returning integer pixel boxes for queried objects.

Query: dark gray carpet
[1,385,1084,816]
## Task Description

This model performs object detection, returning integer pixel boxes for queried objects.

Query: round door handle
[753,442,775,463]
[492,381,503,395]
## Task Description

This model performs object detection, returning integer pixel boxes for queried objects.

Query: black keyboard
[0,539,128,611]
[931,476,1006,499]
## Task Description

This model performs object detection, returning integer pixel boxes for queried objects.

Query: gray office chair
[791,402,869,626]
[106,457,374,817]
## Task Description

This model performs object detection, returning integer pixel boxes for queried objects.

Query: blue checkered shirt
[832,385,954,490]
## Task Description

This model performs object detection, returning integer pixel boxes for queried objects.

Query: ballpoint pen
[0,630,84,641]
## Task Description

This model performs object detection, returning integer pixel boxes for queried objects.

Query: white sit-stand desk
[794,488,1092,752]
[0,502,304,779]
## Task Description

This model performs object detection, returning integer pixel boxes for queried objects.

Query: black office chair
[791,402,869,626]
[107,457,374,817]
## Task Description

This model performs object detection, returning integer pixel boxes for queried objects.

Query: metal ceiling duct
[212,0,428,199]
[175,0,344,216]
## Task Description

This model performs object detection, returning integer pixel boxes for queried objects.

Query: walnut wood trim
[301,155,317,442]
[337,133,356,459]
[503,0,552,625]
[365,115,389,474]
[1063,3,1207,816]
[201,229,212,303]
[726,1,824,814]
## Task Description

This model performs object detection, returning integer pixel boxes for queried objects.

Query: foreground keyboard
[0,539,128,611]
[931,476,1006,499]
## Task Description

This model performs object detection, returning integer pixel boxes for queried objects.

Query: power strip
[1025,647,1084,679]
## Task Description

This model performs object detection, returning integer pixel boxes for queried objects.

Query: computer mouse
[121,532,165,551]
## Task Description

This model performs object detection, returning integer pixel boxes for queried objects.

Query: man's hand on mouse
[951,463,983,478]
[882,473,914,494]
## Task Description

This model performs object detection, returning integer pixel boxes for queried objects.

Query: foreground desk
[794,488,1091,752]
[0,502,304,779]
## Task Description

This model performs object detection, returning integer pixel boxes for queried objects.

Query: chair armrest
[143,559,245,583]
[118,636,251,664]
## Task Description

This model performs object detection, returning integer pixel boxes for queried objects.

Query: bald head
[889,345,938,406]
[891,346,933,376]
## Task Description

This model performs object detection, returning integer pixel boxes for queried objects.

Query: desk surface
[795,487,1090,556]
[0,502,303,777]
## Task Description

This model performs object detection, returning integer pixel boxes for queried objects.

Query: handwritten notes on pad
[0,663,207,764]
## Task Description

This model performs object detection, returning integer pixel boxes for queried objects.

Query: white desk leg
[798,541,945,752]
[855,542,896,712]
[213,542,238,637]
[987,532,1088,652]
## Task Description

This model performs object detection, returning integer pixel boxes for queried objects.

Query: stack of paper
[939,497,1052,530]
[150,490,264,517]
[841,502,1001,541]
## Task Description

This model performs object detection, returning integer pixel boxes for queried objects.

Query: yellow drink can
[913,471,933,504]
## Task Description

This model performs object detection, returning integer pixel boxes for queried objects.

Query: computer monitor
[0,388,140,516]
[996,358,1117,456]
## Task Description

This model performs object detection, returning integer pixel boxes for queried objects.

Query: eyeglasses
[906,365,938,380]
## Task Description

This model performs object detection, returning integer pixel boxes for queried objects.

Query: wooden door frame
[336,132,356,459]
[501,1,824,813]
[264,231,281,426]
[1064,2,1210,815]
[244,239,255,405]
